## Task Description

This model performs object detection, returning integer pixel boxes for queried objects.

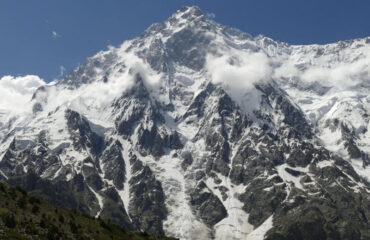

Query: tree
[2,213,16,228]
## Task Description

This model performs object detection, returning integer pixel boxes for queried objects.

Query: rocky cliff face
[0,6,370,240]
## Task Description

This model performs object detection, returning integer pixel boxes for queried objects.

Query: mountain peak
[177,6,203,17]
[168,5,204,24]
[140,5,206,39]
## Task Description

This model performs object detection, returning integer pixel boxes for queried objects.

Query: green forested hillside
[0,182,175,240]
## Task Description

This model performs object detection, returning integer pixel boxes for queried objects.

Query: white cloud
[59,65,66,76]
[0,75,45,115]
[206,50,272,113]
[32,51,163,123]
[273,61,300,79]
[273,53,370,89]
[300,59,370,88]
[206,12,216,19]
[52,30,61,39]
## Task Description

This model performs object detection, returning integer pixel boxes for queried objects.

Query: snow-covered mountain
[1,6,370,240]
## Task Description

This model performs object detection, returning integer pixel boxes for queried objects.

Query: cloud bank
[206,50,272,113]
[0,75,45,115]
[274,47,370,90]
[32,51,163,125]
[300,60,370,88]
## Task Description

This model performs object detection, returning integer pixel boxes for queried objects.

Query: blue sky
[1,0,369,82]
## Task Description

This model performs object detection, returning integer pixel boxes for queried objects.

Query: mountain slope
[0,182,175,240]
[0,6,370,240]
